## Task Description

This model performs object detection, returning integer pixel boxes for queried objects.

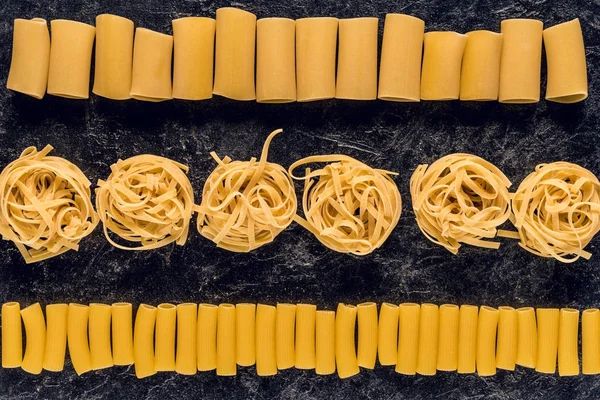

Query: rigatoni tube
[336,303,359,379]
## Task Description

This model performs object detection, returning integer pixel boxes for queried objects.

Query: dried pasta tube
[111,303,134,365]
[47,20,95,99]
[197,304,218,371]
[336,17,378,100]
[295,304,317,369]
[396,303,420,375]
[296,17,338,102]
[543,19,588,103]
[535,308,559,374]
[213,7,256,101]
[256,304,277,376]
[89,303,113,370]
[516,307,537,369]
[1,302,22,368]
[476,306,498,376]
[67,303,92,376]
[496,306,517,371]
[154,303,176,371]
[357,302,378,369]
[336,304,359,379]
[420,31,467,100]
[459,30,503,101]
[558,308,579,376]
[582,309,600,375]
[275,303,296,370]
[416,304,439,375]
[256,18,296,103]
[315,310,336,375]
[43,304,68,371]
[93,14,134,100]
[130,28,173,102]
[498,19,543,103]
[21,303,46,375]
[176,303,198,375]
[378,303,399,366]
[457,305,478,373]
[437,304,459,371]
[6,18,50,99]
[378,14,424,102]
[216,304,236,376]
[172,17,215,100]
[133,304,157,379]
[236,303,256,367]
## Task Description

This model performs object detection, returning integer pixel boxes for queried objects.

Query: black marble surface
[1,0,600,398]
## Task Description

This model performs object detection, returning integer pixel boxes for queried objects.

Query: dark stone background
[1,0,600,398]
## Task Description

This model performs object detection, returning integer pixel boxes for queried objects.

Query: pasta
[410,154,512,254]
[535,308,559,374]
[396,303,420,375]
[420,32,467,100]
[216,304,236,376]
[47,20,95,99]
[93,14,134,100]
[197,304,218,371]
[176,303,198,375]
[133,304,157,378]
[130,28,173,102]
[0,145,98,263]
[476,306,499,376]
[21,303,46,374]
[172,17,216,101]
[256,18,296,103]
[6,18,50,99]
[275,303,296,370]
[289,155,402,255]
[459,31,503,101]
[378,303,399,366]
[315,310,336,375]
[111,303,134,365]
[295,18,338,102]
[336,18,378,100]
[256,304,277,376]
[1,302,22,368]
[457,305,478,373]
[437,304,459,371]
[516,307,537,368]
[43,303,68,371]
[236,303,256,367]
[295,304,317,369]
[336,304,359,379]
[498,19,544,103]
[357,302,378,369]
[195,129,296,252]
[378,14,424,102]
[67,303,92,376]
[96,154,194,250]
[213,7,257,101]
[89,303,113,370]
[558,308,579,376]
[155,303,176,371]
[582,309,600,375]
[416,303,439,376]
[496,306,517,371]
[543,19,587,103]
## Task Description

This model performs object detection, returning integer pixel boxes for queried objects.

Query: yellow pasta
[496,306,517,371]
[172,17,216,100]
[336,18,378,100]
[437,304,459,371]
[1,302,22,368]
[197,304,218,371]
[378,303,399,366]
[296,303,317,369]
[67,303,92,376]
[275,303,296,370]
[516,307,537,368]
[315,310,336,375]
[89,303,113,370]
[295,17,338,102]
[535,308,559,374]
[378,14,424,102]
[130,28,173,102]
[217,304,236,376]
[256,18,296,103]
[357,302,378,369]
[6,18,50,99]
[457,305,478,373]
[582,309,600,375]
[459,30,503,101]
[134,304,157,379]
[476,306,498,376]
[21,303,46,374]
[420,32,467,100]
[336,304,359,379]
[416,303,439,376]
[93,14,134,100]
[176,303,198,375]
[236,303,256,367]
[558,308,579,376]
[256,304,277,376]
[213,7,256,101]
[43,303,68,371]
[396,303,420,375]
[111,303,134,365]
[498,19,543,103]
[155,303,176,371]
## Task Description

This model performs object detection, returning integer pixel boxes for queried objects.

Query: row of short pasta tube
[7,10,587,104]
[3,302,600,378]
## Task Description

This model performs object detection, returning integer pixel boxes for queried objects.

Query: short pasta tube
[197,304,218,371]
[420,31,467,100]
[256,304,277,376]
[43,304,68,372]
[476,306,498,376]
[336,303,359,379]
[89,303,113,370]
[112,303,134,365]
[130,28,173,102]
[459,30,503,101]
[516,307,537,369]
[155,303,176,371]
[275,303,296,370]
[558,308,579,376]
[496,306,517,371]
[357,302,378,369]
[416,303,439,376]
[582,309,600,375]
[133,304,157,379]
[396,303,420,375]
[2,302,22,368]
[315,310,336,375]
[535,308,559,374]
[68,303,93,376]
[437,304,459,372]
[378,303,399,366]
[216,304,236,376]
[295,304,317,369]
[457,305,478,373]
[176,303,198,375]
[21,303,46,375]
[236,303,256,367]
